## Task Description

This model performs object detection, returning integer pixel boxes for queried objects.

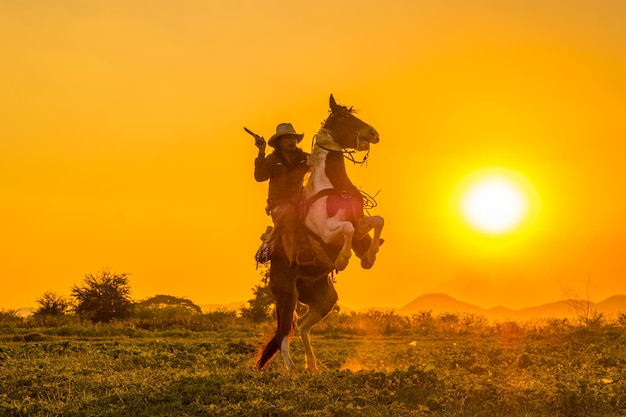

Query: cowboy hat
[268,123,304,147]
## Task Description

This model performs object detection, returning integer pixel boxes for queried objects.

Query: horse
[256,94,384,372]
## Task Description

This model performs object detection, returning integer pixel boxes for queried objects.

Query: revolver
[244,127,266,148]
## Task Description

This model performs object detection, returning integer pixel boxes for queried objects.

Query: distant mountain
[598,295,626,315]
[492,301,572,321]
[396,293,626,321]
[16,308,34,318]
[398,293,486,316]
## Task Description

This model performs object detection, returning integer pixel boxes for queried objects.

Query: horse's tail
[256,311,297,370]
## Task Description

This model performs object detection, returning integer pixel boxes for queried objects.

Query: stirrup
[255,242,270,268]
[254,225,273,268]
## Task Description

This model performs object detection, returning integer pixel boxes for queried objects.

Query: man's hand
[244,127,266,154]
[255,136,266,153]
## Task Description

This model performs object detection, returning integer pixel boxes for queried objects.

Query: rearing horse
[256,94,384,372]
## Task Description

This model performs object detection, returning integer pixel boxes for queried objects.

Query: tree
[240,266,274,322]
[562,276,603,326]
[34,291,71,316]
[71,269,133,323]
[134,294,202,316]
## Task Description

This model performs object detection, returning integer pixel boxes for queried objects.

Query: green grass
[0,313,625,416]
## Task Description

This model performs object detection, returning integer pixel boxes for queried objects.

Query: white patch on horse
[280,336,295,372]
[303,129,359,270]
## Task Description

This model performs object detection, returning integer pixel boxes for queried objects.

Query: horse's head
[322,94,380,152]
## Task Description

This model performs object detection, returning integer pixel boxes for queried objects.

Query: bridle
[317,110,372,165]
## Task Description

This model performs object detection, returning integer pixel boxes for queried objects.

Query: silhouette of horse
[257,94,384,372]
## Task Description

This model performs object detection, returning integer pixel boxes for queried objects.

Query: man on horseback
[253,122,310,262]
[249,96,384,372]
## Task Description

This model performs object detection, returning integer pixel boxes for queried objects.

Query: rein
[310,132,370,165]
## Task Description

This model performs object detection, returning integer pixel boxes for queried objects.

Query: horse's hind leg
[273,268,298,372]
[257,259,298,372]
[297,276,338,372]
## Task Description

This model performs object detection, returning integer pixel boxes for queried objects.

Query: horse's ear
[329,94,338,112]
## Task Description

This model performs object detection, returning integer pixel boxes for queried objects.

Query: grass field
[1,310,625,416]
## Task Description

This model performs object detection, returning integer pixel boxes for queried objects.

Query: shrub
[0,309,23,328]
[34,291,71,316]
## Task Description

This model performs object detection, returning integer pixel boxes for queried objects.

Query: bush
[0,310,23,328]
[34,291,71,317]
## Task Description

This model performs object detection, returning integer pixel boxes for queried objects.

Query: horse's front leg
[321,219,354,271]
[335,222,354,271]
[356,215,384,269]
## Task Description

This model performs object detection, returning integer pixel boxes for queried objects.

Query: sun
[461,176,526,234]
[454,168,538,236]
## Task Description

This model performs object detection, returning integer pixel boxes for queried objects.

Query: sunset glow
[1,1,626,311]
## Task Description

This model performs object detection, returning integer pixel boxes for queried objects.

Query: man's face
[279,135,299,154]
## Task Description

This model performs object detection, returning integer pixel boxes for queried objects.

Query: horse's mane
[321,105,358,127]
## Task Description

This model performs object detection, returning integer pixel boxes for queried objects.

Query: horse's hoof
[306,365,319,373]
[306,360,327,373]
[361,261,374,269]
[361,255,376,269]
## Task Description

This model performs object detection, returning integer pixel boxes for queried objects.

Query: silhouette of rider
[254,123,310,260]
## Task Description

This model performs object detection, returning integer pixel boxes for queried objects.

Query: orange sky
[1,0,625,311]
